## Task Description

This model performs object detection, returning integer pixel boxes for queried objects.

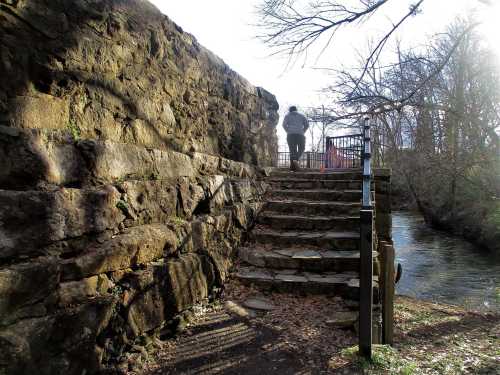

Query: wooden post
[359,209,373,358]
[380,242,395,345]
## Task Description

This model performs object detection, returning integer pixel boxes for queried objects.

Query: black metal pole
[359,116,373,359]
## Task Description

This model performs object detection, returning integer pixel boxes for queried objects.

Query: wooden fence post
[380,241,395,345]
[359,209,373,358]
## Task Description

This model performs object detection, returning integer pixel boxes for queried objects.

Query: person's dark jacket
[283,111,309,135]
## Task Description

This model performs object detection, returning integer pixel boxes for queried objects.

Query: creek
[393,211,500,311]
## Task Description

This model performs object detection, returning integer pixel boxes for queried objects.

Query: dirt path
[127,279,499,375]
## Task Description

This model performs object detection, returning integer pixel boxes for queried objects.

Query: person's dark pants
[287,133,305,162]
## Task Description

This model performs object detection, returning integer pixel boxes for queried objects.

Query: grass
[485,200,500,230]
[340,345,418,375]
[326,295,499,374]
[68,119,81,141]
[116,200,129,214]
[168,216,186,228]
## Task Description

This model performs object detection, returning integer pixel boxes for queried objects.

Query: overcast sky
[149,0,500,150]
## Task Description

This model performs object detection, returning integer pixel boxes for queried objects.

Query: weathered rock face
[0,0,278,164]
[0,0,278,373]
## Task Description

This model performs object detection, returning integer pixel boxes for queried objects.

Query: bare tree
[371,20,499,222]
[257,1,500,250]
[256,0,495,122]
[257,0,424,91]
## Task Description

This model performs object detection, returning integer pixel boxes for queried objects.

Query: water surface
[392,211,500,311]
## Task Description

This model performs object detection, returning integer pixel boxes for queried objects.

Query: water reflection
[393,211,500,311]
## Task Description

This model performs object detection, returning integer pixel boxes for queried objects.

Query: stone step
[251,229,360,250]
[239,247,378,272]
[257,213,359,231]
[264,200,361,216]
[235,266,378,300]
[270,189,362,202]
[270,170,362,181]
[268,179,364,191]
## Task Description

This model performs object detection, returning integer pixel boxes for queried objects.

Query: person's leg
[290,134,302,160]
[287,134,297,164]
[297,134,306,161]
[287,134,301,170]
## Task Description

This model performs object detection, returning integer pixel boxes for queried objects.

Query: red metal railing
[325,134,363,169]
[275,134,364,169]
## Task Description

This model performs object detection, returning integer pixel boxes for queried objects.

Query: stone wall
[0,0,279,373]
[0,0,278,163]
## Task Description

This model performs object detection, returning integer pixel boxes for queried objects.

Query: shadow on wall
[0,0,279,171]
[1,0,172,148]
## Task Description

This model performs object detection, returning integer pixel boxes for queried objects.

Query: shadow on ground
[145,310,307,375]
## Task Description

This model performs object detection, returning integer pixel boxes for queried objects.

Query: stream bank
[393,211,500,311]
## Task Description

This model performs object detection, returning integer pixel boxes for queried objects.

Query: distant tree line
[348,21,499,251]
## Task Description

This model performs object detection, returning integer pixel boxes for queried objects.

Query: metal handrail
[327,133,363,140]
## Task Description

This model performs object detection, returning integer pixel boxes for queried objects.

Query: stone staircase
[236,168,377,300]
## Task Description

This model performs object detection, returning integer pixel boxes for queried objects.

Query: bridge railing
[274,133,364,169]
[325,134,363,168]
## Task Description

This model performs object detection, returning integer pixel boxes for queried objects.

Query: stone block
[77,140,198,183]
[166,254,214,313]
[8,94,69,130]
[177,177,206,218]
[209,180,234,212]
[232,203,252,229]
[0,186,124,260]
[205,248,233,284]
[0,127,84,189]
[0,296,116,375]
[0,258,59,325]
[0,128,263,189]
[62,224,178,280]
[119,179,178,224]
[205,175,226,196]
[231,179,262,202]
[58,276,100,307]
[266,251,299,269]
[219,158,256,177]
[151,147,197,179]
[191,152,220,175]
[77,140,151,182]
[126,265,170,336]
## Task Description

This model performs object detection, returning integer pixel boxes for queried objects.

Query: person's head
[289,106,298,113]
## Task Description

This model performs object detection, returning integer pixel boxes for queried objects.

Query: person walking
[283,106,309,171]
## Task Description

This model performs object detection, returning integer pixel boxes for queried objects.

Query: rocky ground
[121,278,499,375]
